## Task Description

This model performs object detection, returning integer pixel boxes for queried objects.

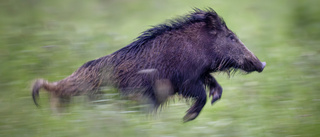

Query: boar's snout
[257,62,266,73]
[250,60,266,73]
[241,58,266,73]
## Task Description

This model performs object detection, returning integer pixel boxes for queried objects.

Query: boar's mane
[116,8,226,54]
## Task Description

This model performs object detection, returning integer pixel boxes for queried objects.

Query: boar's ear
[204,13,221,30]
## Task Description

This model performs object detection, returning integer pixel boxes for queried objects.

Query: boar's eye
[228,34,237,42]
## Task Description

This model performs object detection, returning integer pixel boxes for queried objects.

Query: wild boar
[32,8,266,122]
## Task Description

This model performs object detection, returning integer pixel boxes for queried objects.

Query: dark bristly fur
[32,8,265,122]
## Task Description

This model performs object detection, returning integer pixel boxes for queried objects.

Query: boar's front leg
[182,80,207,122]
[204,74,223,104]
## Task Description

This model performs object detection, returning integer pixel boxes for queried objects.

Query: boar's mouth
[212,58,241,74]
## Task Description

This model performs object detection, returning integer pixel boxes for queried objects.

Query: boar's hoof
[210,85,223,105]
[183,112,199,122]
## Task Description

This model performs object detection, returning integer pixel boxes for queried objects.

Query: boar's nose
[258,62,266,72]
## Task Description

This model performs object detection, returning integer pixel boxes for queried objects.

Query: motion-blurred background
[0,0,319,136]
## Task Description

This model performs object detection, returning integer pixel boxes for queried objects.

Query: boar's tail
[32,79,56,107]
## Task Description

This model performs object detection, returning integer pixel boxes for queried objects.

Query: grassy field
[0,0,320,136]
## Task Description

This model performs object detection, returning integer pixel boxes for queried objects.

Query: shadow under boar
[32,8,266,122]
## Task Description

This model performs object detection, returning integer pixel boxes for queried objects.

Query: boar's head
[198,10,266,73]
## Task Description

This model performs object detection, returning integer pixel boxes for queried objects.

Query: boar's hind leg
[182,81,207,122]
[204,74,223,105]
[50,93,71,114]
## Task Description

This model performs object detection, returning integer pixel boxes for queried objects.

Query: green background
[1,0,319,136]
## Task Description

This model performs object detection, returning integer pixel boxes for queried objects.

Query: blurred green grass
[0,0,320,137]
